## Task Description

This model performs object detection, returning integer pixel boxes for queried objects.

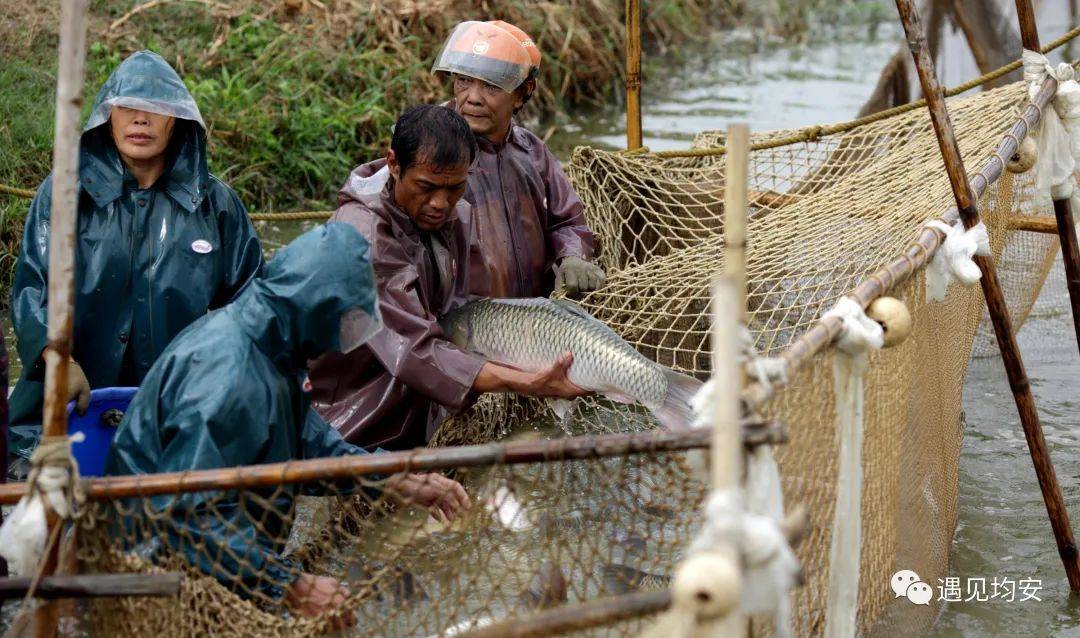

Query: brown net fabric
[60,78,1063,636]
[563,80,1057,635]
[75,445,707,637]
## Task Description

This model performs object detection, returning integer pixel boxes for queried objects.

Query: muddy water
[935,266,1080,636]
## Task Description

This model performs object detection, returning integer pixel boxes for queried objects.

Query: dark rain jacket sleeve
[212,185,265,307]
[10,178,54,380]
[539,145,595,262]
[337,205,486,413]
[299,409,383,498]
[137,358,298,598]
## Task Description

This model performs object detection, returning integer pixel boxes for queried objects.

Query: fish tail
[652,370,704,430]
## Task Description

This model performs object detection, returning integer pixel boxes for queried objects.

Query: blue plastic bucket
[67,387,138,477]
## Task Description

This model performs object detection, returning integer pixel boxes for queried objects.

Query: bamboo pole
[33,2,89,635]
[1009,215,1059,233]
[1012,0,1080,357]
[710,278,740,507]
[0,574,182,600]
[895,0,1080,593]
[690,122,749,635]
[725,123,750,318]
[624,0,643,150]
[0,427,724,505]
[706,277,745,635]
[459,590,671,638]
[0,420,785,506]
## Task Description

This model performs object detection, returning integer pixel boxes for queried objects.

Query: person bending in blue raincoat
[8,50,264,460]
[105,223,470,624]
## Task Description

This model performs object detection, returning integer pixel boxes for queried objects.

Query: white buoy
[867,297,912,348]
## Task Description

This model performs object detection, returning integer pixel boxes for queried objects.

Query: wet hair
[391,105,477,176]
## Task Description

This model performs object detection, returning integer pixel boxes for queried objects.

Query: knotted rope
[924,219,990,302]
[0,434,85,576]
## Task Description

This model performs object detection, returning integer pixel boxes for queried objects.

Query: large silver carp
[440,298,701,429]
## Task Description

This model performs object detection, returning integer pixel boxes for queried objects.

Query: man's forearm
[472,362,527,394]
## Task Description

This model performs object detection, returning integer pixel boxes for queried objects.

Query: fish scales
[442,299,669,409]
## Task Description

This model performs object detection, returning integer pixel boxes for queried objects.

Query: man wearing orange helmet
[432,20,604,299]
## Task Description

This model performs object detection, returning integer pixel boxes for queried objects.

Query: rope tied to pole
[1022,49,1080,205]
[648,450,800,637]
[923,219,990,302]
[690,327,788,418]
[654,362,800,637]
[0,434,86,577]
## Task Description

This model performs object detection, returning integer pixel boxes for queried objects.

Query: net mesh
[74,441,707,637]
[50,78,1063,636]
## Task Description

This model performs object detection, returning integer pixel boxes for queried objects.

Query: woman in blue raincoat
[8,51,264,456]
[106,223,470,623]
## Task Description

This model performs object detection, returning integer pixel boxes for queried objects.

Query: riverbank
[0,0,881,301]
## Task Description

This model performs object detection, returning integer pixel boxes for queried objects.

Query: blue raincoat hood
[79,50,210,211]
[230,222,379,369]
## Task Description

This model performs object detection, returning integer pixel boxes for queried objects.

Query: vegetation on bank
[0,0,881,301]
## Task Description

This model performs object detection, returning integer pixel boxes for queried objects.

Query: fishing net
[31,77,1066,637]
[564,79,1061,635]
[72,435,708,637]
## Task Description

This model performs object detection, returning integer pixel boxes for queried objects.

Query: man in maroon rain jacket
[310,105,587,450]
[432,20,604,299]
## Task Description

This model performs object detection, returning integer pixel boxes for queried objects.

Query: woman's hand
[385,472,471,522]
[286,573,355,629]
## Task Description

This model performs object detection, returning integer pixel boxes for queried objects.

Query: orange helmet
[487,20,541,72]
[432,21,532,93]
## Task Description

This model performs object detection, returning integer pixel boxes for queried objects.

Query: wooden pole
[1012,0,1080,357]
[1009,215,1059,234]
[1014,0,1040,51]
[33,2,89,635]
[895,0,1080,593]
[0,427,719,504]
[1052,197,1080,355]
[0,574,182,600]
[725,123,750,318]
[1071,0,1079,62]
[949,0,993,88]
[624,0,643,150]
[459,590,670,638]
